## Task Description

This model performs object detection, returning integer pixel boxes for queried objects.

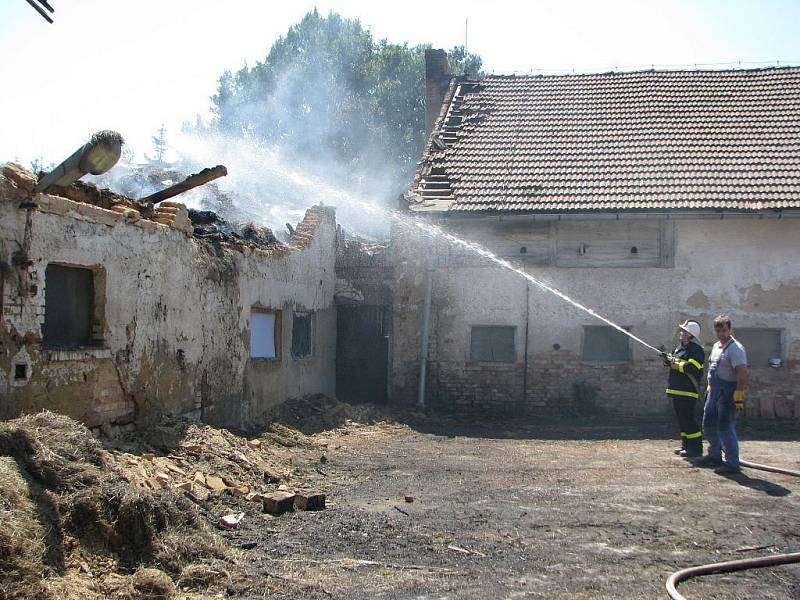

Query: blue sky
[1,0,799,164]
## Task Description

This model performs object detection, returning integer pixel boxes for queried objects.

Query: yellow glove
[671,358,687,373]
[734,390,745,411]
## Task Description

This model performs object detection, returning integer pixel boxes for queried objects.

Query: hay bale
[0,411,228,596]
[66,477,200,566]
[128,567,176,599]
[0,411,105,493]
[0,456,48,599]
[177,562,229,590]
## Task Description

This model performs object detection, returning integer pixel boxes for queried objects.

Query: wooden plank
[141,165,227,204]
[444,224,552,265]
[555,221,664,268]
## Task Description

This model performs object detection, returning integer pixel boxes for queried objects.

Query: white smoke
[86,55,415,239]
[168,129,396,239]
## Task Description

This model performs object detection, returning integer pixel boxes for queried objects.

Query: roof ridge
[477,65,800,80]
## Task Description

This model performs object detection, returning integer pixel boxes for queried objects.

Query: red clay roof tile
[410,67,800,213]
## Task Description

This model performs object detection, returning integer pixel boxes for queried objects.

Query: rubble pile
[0,410,334,599]
[188,209,281,253]
[0,395,392,598]
[262,393,396,434]
[108,418,294,505]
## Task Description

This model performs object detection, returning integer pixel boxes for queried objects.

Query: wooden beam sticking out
[141,165,228,204]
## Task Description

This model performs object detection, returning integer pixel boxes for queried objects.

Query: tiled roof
[410,67,800,213]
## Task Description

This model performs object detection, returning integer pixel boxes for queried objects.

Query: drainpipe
[417,266,434,409]
[522,282,530,403]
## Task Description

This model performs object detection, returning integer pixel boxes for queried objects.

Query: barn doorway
[336,305,390,404]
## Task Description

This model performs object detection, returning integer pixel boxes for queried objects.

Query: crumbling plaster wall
[0,172,336,428]
[391,217,800,418]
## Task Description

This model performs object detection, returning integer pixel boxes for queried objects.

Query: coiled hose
[666,461,800,599]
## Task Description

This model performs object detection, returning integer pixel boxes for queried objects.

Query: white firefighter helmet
[679,320,702,344]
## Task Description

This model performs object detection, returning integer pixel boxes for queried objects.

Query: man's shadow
[716,471,792,497]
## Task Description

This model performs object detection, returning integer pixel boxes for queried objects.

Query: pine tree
[150,125,168,164]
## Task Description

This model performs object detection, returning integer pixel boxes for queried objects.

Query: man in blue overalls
[692,315,748,475]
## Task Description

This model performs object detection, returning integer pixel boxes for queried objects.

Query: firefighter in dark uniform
[661,320,705,458]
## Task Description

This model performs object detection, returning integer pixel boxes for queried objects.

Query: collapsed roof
[409,67,800,214]
[1,162,290,254]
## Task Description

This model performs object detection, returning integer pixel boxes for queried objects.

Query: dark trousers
[672,396,703,454]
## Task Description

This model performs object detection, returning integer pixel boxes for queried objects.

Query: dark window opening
[14,364,26,380]
[519,246,527,254]
[583,325,631,363]
[42,264,94,348]
[630,246,638,254]
[735,328,782,368]
[470,326,516,363]
[292,312,313,359]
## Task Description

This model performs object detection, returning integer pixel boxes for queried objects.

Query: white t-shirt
[708,336,747,382]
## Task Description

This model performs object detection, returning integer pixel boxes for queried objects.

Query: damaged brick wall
[0,164,337,428]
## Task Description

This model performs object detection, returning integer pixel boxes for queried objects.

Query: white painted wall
[0,174,337,427]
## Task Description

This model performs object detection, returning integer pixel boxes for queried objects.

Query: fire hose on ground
[666,551,800,600]
[665,462,800,599]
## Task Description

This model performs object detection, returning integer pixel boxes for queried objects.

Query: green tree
[209,10,481,182]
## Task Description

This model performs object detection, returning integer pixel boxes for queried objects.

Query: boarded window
[734,328,781,368]
[250,309,281,359]
[446,221,552,266]
[582,326,631,363]
[292,312,313,359]
[42,264,93,348]
[556,221,673,268]
[470,326,516,363]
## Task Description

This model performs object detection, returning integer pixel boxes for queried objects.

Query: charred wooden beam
[141,165,228,204]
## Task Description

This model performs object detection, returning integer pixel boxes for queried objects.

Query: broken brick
[164,462,186,476]
[2,163,37,193]
[204,475,226,492]
[262,491,296,515]
[231,484,251,496]
[293,493,326,511]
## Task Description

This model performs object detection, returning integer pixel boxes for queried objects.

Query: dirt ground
[220,416,800,600]
[2,406,798,599]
